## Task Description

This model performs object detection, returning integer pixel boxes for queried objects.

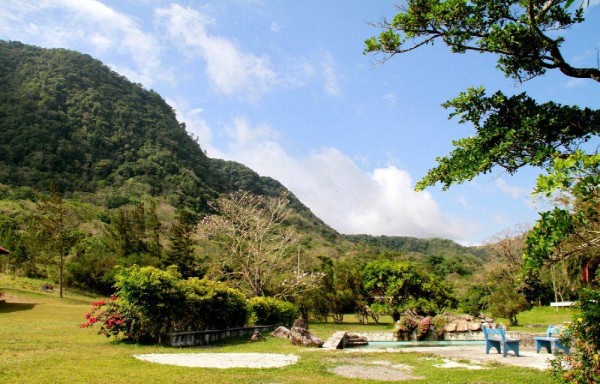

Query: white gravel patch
[133,353,299,369]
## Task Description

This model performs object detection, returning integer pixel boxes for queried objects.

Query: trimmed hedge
[112,265,248,341]
[248,296,298,327]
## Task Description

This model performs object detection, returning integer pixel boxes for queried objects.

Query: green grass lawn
[0,274,557,383]
[487,306,575,334]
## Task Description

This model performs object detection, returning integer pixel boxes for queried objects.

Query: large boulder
[271,326,291,339]
[289,327,324,347]
[444,322,458,332]
[455,320,469,332]
[469,322,482,331]
[249,329,264,342]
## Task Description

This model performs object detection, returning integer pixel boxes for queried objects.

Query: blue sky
[2,0,599,244]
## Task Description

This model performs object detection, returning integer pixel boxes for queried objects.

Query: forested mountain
[0,40,489,284]
[345,234,490,262]
[1,41,208,205]
[0,40,335,233]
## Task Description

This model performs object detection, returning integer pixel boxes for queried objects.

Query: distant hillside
[344,234,491,265]
[0,40,341,242]
[0,40,490,259]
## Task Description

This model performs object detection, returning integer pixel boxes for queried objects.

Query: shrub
[248,296,298,327]
[431,314,449,337]
[551,287,600,384]
[113,265,185,340]
[82,265,249,343]
[80,297,154,343]
[179,277,248,330]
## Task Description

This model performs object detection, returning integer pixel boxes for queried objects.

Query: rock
[289,327,324,348]
[292,318,308,329]
[250,329,264,342]
[271,326,291,339]
[444,323,457,332]
[455,320,469,332]
[469,322,482,331]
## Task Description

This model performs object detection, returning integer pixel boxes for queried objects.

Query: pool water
[350,340,485,349]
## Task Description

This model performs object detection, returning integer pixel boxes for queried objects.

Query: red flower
[92,299,106,307]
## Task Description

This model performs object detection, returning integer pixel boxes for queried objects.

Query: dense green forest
[3,40,552,321]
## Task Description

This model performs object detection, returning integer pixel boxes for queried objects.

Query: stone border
[323,330,487,350]
[162,325,277,347]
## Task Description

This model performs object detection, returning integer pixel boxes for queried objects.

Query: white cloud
[166,98,218,156]
[0,0,165,86]
[321,51,341,97]
[495,178,530,199]
[214,117,478,242]
[155,4,279,100]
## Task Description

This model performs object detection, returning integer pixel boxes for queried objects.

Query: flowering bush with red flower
[80,296,152,342]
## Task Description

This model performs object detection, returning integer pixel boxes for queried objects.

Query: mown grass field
[0,274,570,384]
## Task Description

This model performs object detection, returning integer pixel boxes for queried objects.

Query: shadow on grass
[0,301,37,313]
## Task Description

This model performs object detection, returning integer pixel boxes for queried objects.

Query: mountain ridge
[0,39,487,260]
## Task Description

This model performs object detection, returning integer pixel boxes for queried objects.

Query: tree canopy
[365,0,600,82]
[366,1,599,279]
[415,88,600,191]
[363,260,456,320]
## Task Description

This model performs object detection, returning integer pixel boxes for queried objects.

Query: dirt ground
[345,345,556,370]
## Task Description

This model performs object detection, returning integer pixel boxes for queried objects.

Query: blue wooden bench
[533,325,570,354]
[483,325,521,357]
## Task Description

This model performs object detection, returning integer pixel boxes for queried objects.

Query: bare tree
[197,191,319,298]
[485,225,529,279]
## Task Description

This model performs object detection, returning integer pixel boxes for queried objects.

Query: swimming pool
[349,340,485,349]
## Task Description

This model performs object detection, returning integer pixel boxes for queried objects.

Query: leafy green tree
[525,152,600,275]
[363,260,456,321]
[67,235,116,295]
[415,89,599,191]
[0,215,35,276]
[162,209,202,278]
[33,186,78,297]
[487,281,531,325]
[365,0,599,82]
[365,0,599,191]
[460,283,489,316]
[366,0,598,287]
[105,201,163,266]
